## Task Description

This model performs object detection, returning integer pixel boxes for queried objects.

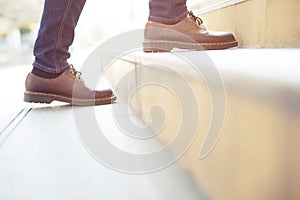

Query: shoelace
[188,11,203,26]
[69,64,82,79]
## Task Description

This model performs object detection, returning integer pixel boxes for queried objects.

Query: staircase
[106,48,300,200]
[98,3,300,199]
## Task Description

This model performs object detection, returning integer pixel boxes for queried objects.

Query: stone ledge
[106,48,300,200]
[193,0,300,48]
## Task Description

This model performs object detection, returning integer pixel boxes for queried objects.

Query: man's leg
[24,0,116,106]
[149,0,188,25]
[32,0,86,75]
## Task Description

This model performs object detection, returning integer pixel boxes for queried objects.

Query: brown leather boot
[24,66,116,106]
[144,11,238,52]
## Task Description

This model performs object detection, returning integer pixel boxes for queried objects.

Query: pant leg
[148,0,188,25]
[33,0,86,74]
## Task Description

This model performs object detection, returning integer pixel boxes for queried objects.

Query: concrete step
[0,65,205,200]
[192,0,300,48]
[106,48,300,200]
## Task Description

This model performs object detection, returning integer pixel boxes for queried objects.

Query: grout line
[0,104,33,147]
[0,108,26,135]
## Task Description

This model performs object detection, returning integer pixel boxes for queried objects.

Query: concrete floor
[0,65,206,200]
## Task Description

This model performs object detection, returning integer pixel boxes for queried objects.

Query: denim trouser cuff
[33,60,70,74]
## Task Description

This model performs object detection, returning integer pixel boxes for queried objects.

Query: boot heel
[24,92,54,104]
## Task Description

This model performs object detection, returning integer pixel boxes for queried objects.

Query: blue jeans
[33,0,188,74]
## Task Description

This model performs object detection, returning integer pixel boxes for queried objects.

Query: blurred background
[0,0,148,67]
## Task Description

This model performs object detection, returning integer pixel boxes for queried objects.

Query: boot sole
[24,91,116,106]
[143,39,238,52]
